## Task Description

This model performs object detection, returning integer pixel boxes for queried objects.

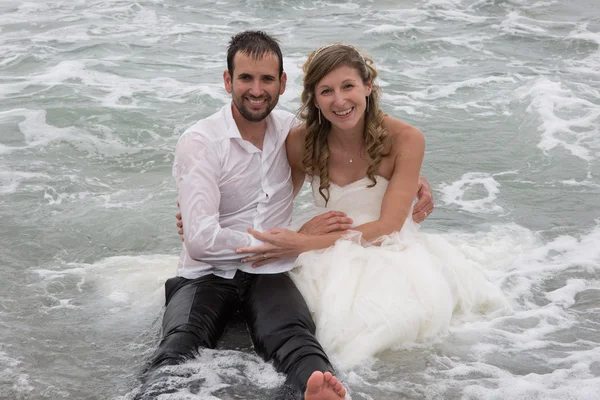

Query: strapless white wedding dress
[289,176,508,368]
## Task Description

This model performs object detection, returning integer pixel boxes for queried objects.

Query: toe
[328,375,338,386]
[305,371,325,395]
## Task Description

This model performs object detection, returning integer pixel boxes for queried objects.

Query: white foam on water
[0,58,223,111]
[364,23,434,35]
[439,172,504,214]
[98,191,155,209]
[43,188,90,206]
[373,223,600,399]
[516,77,600,162]
[0,108,151,157]
[396,56,463,80]
[47,257,287,398]
[568,23,600,46]
[368,8,429,28]
[37,223,574,399]
[0,107,72,148]
[15,108,77,146]
[0,346,33,398]
[561,172,600,188]
[493,11,571,38]
[565,24,600,77]
[433,357,600,400]
[16,3,199,45]
[515,0,559,9]
[489,224,600,329]
[0,0,63,25]
[33,255,176,328]
[422,0,464,8]
[567,51,600,77]
[0,52,20,68]
[410,76,517,101]
[426,33,495,54]
[545,279,597,308]
[0,168,50,195]
[381,92,433,116]
[428,8,490,24]
[322,1,361,10]
[441,223,536,274]
[16,1,52,14]
[121,349,286,399]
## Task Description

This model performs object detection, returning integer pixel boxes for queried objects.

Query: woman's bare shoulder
[382,116,423,140]
[382,116,425,158]
[288,124,308,146]
[286,125,307,168]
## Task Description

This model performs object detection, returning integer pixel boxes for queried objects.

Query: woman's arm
[238,118,425,265]
[286,126,306,199]
[301,119,425,247]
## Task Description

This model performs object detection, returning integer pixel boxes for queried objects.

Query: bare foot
[304,371,347,400]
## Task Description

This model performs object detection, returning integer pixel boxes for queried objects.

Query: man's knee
[249,274,315,329]
[148,329,210,370]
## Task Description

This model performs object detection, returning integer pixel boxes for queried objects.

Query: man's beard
[233,95,277,122]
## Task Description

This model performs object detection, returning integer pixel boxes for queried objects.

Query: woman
[237,44,508,368]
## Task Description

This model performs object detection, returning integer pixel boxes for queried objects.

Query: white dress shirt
[172,103,297,279]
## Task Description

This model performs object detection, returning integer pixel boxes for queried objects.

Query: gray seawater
[1,0,599,399]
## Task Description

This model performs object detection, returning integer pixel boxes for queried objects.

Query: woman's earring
[366,96,370,113]
[318,109,322,125]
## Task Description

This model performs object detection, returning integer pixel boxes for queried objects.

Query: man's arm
[174,133,261,262]
[412,176,434,223]
[175,176,435,239]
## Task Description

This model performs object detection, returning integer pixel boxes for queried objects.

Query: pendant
[350,159,353,163]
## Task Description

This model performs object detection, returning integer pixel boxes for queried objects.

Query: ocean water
[1,0,599,399]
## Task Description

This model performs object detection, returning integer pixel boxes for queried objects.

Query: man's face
[224,51,287,122]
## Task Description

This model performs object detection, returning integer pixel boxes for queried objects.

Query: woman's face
[314,65,372,131]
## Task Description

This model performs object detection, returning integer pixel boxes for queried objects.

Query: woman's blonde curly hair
[298,44,388,204]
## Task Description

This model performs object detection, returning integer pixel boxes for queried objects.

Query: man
[143,31,434,400]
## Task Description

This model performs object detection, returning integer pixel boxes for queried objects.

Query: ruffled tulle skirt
[289,220,509,369]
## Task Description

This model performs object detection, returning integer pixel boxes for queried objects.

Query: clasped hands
[175,177,435,267]
[176,207,353,267]
[236,210,353,267]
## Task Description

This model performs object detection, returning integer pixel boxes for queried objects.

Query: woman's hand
[176,206,349,242]
[236,228,311,267]
[298,211,353,235]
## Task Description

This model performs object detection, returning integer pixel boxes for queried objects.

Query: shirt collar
[223,101,283,138]
[223,102,242,139]
[222,102,280,155]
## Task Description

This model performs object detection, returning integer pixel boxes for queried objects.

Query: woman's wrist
[298,233,315,254]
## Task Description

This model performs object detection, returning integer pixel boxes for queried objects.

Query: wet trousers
[144,271,332,396]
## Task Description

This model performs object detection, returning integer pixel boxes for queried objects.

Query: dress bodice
[310,176,389,227]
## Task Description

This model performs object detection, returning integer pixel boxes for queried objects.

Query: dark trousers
[143,271,332,396]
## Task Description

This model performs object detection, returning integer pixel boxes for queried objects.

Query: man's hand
[175,204,352,241]
[237,228,309,267]
[298,211,353,235]
[412,176,434,223]
[176,202,184,241]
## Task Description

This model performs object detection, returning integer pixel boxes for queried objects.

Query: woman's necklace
[334,139,363,163]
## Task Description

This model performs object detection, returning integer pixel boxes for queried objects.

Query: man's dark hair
[227,30,284,78]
